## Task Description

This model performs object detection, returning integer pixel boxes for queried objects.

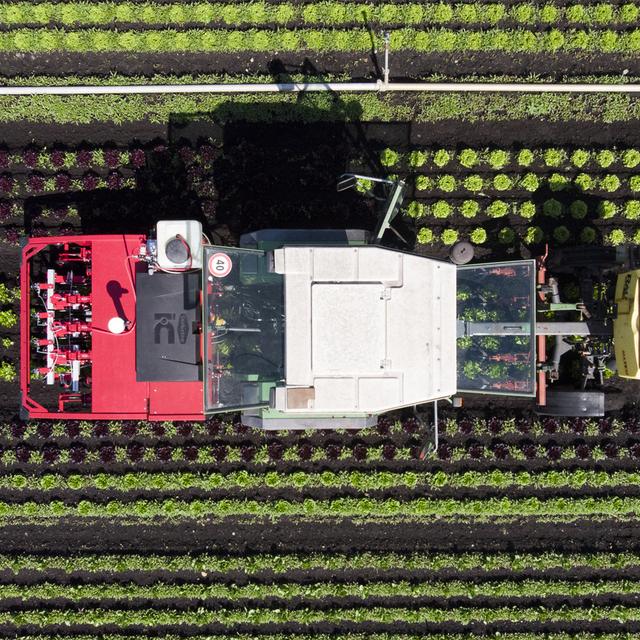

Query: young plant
[487,200,509,218]
[406,201,425,218]
[569,200,588,219]
[517,149,534,167]
[607,228,627,246]
[463,175,484,192]
[553,225,570,243]
[624,200,640,220]
[437,175,457,192]
[524,226,544,244]
[416,228,434,244]
[458,148,478,168]
[431,201,452,218]
[600,175,621,193]
[415,175,432,191]
[543,148,566,167]
[470,228,487,244]
[493,174,512,191]
[580,227,597,243]
[460,200,479,218]
[433,149,450,168]
[630,176,640,192]
[0,360,15,381]
[598,200,618,219]
[596,149,616,168]
[408,150,427,168]
[519,173,539,192]
[548,173,568,192]
[0,310,17,328]
[486,149,510,169]
[441,228,459,245]
[542,199,563,218]
[519,201,536,219]
[379,148,399,168]
[622,149,640,168]
[574,173,594,191]
[498,227,515,244]
[571,149,591,168]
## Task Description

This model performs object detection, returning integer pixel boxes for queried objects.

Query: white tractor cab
[226,175,639,445]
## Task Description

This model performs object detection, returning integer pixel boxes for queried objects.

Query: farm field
[0,0,640,638]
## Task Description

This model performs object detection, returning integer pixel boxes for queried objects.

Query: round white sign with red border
[208,252,233,278]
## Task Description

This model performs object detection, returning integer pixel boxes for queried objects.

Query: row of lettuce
[2,2,640,28]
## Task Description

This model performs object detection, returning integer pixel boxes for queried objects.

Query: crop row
[409,197,640,220]
[0,143,214,171]
[4,415,633,441]
[410,172,640,197]
[4,605,640,626]
[2,2,640,28]
[384,147,640,171]
[417,224,635,248]
[2,468,639,493]
[0,496,638,521]
[0,171,135,195]
[2,437,639,466]
[4,579,640,602]
[1,550,636,576]
[2,28,640,54]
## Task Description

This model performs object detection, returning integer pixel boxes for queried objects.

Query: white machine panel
[276,245,457,414]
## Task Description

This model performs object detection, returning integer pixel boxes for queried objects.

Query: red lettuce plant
[42,443,60,464]
[54,172,72,191]
[156,442,173,462]
[76,149,94,167]
[50,149,66,168]
[0,174,13,193]
[69,443,87,463]
[98,443,116,463]
[0,201,12,221]
[106,171,124,190]
[127,441,145,462]
[103,148,120,169]
[22,148,38,168]
[129,148,146,168]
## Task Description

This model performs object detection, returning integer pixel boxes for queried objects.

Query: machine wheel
[536,389,605,417]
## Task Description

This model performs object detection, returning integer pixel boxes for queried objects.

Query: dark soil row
[3,118,640,162]
[3,592,640,611]
[2,483,640,503]
[5,565,640,587]
[0,517,638,554]
[0,619,638,637]
[0,51,639,81]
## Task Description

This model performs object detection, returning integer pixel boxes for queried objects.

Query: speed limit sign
[208,252,233,278]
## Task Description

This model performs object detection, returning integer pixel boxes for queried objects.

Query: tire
[536,389,605,417]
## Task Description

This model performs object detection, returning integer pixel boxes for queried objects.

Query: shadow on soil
[23,93,416,247]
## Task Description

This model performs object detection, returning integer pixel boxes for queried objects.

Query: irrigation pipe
[2,81,640,95]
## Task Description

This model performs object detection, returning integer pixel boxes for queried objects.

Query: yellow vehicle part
[614,270,640,379]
